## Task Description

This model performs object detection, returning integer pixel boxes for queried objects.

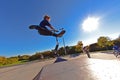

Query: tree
[0,56,7,65]
[89,43,101,52]
[67,46,76,54]
[58,47,65,56]
[7,57,19,64]
[97,36,114,50]
[98,36,108,47]
[75,41,83,53]
[18,55,30,61]
[42,51,53,58]
[29,52,43,61]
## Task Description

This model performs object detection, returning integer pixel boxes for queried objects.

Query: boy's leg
[29,25,57,37]
[29,25,39,29]
[57,30,66,37]
[38,28,58,37]
[29,25,66,37]
[86,52,91,58]
[39,29,66,37]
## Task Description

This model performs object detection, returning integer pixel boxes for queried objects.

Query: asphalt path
[0,60,54,80]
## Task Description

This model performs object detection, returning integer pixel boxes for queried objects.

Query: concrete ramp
[33,53,120,80]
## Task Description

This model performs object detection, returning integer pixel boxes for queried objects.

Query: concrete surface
[0,60,54,80]
[0,52,120,80]
[34,53,120,80]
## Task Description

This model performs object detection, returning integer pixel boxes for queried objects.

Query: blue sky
[0,0,120,57]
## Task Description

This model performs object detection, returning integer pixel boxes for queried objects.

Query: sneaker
[29,25,37,29]
[57,30,66,37]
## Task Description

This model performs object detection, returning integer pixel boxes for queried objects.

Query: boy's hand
[53,29,58,32]
[54,29,59,32]
[51,29,58,32]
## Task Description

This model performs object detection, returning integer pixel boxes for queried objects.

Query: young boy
[29,15,65,37]
[83,46,91,58]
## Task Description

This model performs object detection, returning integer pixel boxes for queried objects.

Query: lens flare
[82,17,100,32]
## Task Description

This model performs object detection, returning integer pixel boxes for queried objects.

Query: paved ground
[34,52,120,80]
[0,60,55,80]
[0,52,120,80]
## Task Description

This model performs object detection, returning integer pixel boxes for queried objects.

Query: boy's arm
[46,21,58,31]
[49,25,54,30]
[49,25,58,32]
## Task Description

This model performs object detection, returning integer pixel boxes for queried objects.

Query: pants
[35,27,57,37]
[86,51,91,58]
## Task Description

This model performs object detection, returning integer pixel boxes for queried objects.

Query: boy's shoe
[57,30,66,37]
[29,25,37,29]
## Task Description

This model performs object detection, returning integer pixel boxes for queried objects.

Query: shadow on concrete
[69,53,80,58]
[54,57,67,63]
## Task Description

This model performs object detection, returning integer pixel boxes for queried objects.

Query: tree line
[0,35,120,66]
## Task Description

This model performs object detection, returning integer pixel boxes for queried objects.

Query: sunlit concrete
[34,53,120,80]
[0,53,120,80]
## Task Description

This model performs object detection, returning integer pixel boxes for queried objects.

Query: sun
[82,17,100,32]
